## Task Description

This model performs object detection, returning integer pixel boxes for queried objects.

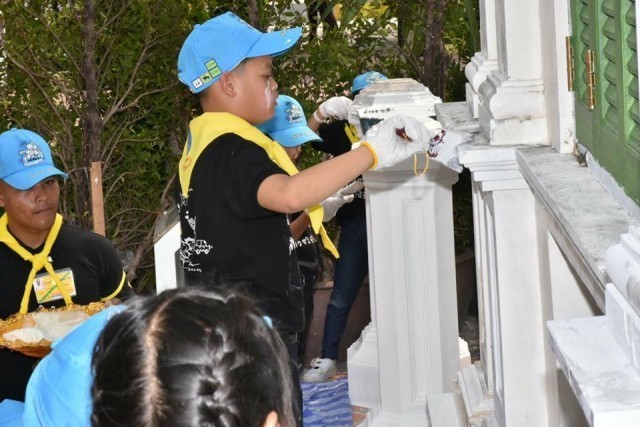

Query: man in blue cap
[303,71,389,382]
[0,128,132,402]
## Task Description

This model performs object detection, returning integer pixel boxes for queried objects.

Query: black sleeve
[220,135,287,219]
[312,120,353,156]
[92,235,134,300]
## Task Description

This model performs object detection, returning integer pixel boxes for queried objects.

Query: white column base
[347,323,380,408]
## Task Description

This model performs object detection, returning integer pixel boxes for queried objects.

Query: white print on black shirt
[294,233,318,249]
[178,192,213,271]
[288,236,296,256]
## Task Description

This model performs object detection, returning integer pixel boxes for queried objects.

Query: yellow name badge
[33,268,77,304]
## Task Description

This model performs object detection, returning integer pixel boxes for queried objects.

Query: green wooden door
[571,0,640,204]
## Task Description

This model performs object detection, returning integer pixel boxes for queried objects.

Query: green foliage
[0,0,479,289]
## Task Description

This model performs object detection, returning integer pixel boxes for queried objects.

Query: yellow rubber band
[413,151,430,176]
[360,141,379,169]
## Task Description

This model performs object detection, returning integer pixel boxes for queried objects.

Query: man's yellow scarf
[179,112,338,258]
[0,213,72,314]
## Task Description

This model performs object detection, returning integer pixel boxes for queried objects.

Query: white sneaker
[301,358,337,382]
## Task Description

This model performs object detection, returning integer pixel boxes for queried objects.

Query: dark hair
[91,287,296,426]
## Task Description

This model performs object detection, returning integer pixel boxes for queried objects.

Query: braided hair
[91,287,296,427]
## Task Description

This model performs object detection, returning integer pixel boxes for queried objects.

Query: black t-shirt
[176,132,304,335]
[312,120,366,223]
[290,213,323,283]
[0,224,132,402]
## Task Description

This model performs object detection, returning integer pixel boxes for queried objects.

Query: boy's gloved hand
[321,180,364,222]
[357,115,434,170]
[316,96,353,121]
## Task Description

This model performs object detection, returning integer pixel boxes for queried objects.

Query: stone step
[427,361,497,427]
[426,392,466,427]
[457,362,494,424]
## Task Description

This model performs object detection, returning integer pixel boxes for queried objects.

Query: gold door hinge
[566,36,575,91]
[586,49,596,110]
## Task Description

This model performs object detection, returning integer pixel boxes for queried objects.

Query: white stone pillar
[465,0,499,118]
[348,158,459,426]
[460,147,553,426]
[477,0,548,145]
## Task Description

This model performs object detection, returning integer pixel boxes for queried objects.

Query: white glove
[317,96,353,121]
[321,180,364,222]
[358,115,435,170]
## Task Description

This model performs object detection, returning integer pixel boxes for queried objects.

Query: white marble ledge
[435,101,481,134]
[547,316,640,426]
[518,147,639,309]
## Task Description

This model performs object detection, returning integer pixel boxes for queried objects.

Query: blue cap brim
[22,306,124,426]
[246,27,302,59]
[270,125,321,148]
[2,166,68,191]
[0,400,25,427]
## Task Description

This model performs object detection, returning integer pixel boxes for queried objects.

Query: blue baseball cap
[351,71,388,94]
[21,305,124,426]
[258,95,321,147]
[0,128,68,190]
[178,12,302,94]
[0,400,23,427]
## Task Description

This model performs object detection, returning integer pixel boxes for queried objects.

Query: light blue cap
[0,128,68,190]
[21,305,124,426]
[178,12,302,93]
[0,400,24,427]
[351,71,388,94]
[257,95,321,147]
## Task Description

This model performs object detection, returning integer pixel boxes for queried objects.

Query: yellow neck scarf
[179,112,338,258]
[0,213,73,314]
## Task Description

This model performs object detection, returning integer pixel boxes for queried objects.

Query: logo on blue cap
[19,141,46,167]
[285,101,304,125]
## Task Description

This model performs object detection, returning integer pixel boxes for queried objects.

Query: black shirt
[177,133,304,335]
[0,224,132,402]
[291,213,323,282]
[312,120,366,223]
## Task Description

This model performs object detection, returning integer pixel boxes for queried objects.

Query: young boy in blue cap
[0,128,133,402]
[303,71,389,382]
[176,12,432,372]
[258,94,361,365]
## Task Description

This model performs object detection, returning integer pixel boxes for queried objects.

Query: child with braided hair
[91,287,296,427]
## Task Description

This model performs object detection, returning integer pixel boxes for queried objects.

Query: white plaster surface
[518,147,640,310]
[153,218,181,293]
[605,284,640,376]
[427,393,466,427]
[547,316,640,426]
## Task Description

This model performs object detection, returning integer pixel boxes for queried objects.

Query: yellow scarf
[344,123,361,144]
[0,213,73,314]
[179,112,338,258]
